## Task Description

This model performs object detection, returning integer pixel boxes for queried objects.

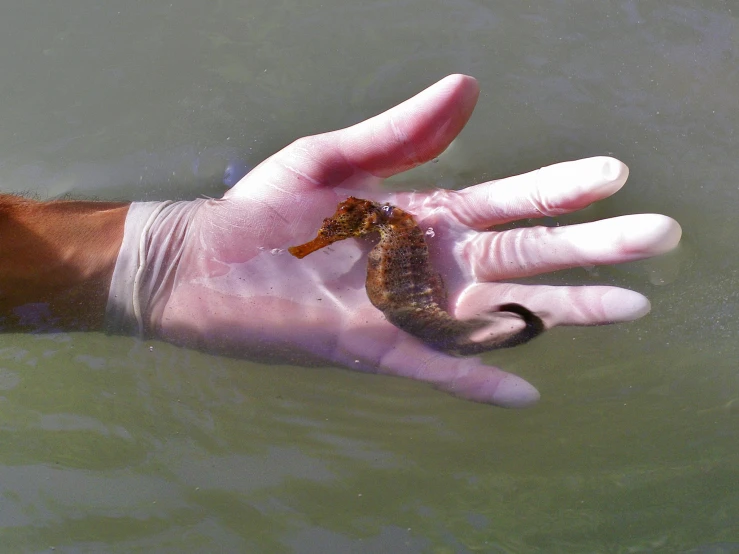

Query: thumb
[334,73,481,178]
[231,74,480,198]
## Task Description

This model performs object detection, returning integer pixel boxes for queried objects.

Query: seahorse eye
[381,204,394,218]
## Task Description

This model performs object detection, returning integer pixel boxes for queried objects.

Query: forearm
[0,194,129,331]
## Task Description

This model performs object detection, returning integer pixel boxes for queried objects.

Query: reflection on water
[1,0,739,551]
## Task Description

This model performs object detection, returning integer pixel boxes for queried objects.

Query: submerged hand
[149,74,681,407]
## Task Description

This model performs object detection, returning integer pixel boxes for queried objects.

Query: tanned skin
[0,195,128,331]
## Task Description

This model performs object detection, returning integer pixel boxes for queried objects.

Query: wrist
[105,200,205,337]
[0,195,129,331]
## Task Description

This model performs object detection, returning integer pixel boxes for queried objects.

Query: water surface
[1,0,738,552]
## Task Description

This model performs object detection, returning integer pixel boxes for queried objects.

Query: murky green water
[1,1,738,552]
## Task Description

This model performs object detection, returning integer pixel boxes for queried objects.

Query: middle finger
[465,214,681,281]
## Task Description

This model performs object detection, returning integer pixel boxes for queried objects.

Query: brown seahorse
[288,197,544,355]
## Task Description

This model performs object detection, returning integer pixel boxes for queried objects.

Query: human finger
[456,283,651,327]
[424,157,630,229]
[232,74,480,198]
[378,339,541,408]
[466,214,682,280]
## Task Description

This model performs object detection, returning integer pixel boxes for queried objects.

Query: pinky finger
[376,338,541,408]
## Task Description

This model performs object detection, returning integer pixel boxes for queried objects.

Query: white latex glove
[107,74,681,408]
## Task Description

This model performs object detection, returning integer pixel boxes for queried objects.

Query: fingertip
[443,73,478,85]
[617,213,682,258]
[446,358,541,407]
[535,156,630,209]
[558,156,630,199]
[601,289,651,322]
[591,156,629,190]
[440,73,480,104]
[491,374,541,408]
[649,215,682,255]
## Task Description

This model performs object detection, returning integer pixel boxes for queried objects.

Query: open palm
[153,75,681,407]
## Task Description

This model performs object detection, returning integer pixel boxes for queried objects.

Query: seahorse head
[288,197,385,258]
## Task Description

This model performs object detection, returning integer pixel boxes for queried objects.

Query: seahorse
[289,197,544,355]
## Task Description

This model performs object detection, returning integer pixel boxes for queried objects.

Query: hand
[151,74,681,407]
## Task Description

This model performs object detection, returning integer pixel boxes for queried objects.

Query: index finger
[438,157,630,229]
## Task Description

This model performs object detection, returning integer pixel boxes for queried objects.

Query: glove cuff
[105,199,204,336]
